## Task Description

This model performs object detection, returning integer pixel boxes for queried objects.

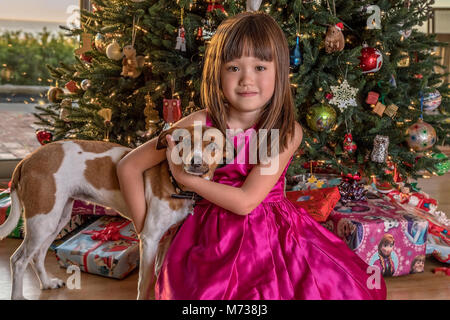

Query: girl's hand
[165,135,196,189]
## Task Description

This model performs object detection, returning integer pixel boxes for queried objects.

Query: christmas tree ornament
[97,108,113,142]
[247,0,262,11]
[324,22,345,54]
[175,8,186,52]
[80,53,93,63]
[290,35,302,68]
[423,89,442,112]
[306,104,337,132]
[121,17,145,78]
[329,79,358,112]
[343,133,357,154]
[432,153,450,176]
[371,135,389,163]
[389,75,397,88]
[80,79,92,91]
[106,40,124,61]
[163,99,182,123]
[121,45,145,78]
[47,87,64,103]
[59,98,72,122]
[397,52,410,67]
[363,5,381,29]
[75,33,93,57]
[144,94,160,129]
[206,0,225,13]
[36,130,53,145]
[365,91,380,105]
[384,104,398,118]
[65,80,79,93]
[175,26,186,52]
[359,44,383,74]
[372,101,386,117]
[94,33,107,53]
[406,119,437,152]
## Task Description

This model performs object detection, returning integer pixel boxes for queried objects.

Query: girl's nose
[239,70,254,86]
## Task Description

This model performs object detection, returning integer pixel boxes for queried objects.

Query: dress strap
[205,111,213,127]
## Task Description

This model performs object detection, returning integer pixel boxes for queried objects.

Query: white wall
[416,0,450,34]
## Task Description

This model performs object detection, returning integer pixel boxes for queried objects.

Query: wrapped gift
[287,174,342,191]
[326,193,428,277]
[55,214,99,240]
[0,189,24,238]
[286,187,341,222]
[55,216,139,279]
[72,200,120,216]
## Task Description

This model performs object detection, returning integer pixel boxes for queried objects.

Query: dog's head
[156,124,234,180]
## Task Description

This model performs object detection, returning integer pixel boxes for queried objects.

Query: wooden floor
[0,174,449,300]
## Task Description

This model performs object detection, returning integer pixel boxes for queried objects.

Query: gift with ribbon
[55,216,140,279]
[71,199,120,216]
[286,187,341,222]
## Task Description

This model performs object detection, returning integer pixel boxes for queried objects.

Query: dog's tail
[0,160,24,240]
[0,189,22,240]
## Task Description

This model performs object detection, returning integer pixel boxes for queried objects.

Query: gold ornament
[384,104,398,118]
[144,94,159,129]
[98,108,113,142]
[397,52,410,67]
[372,101,386,117]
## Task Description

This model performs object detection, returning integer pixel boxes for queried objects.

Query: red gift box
[365,91,380,105]
[286,187,341,222]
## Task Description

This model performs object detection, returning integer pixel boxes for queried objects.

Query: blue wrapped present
[55,216,140,279]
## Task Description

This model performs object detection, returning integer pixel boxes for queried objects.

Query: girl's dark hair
[201,12,296,159]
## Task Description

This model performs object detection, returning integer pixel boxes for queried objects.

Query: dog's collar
[168,169,203,202]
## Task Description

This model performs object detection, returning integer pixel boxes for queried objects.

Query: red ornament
[163,99,182,123]
[343,133,357,154]
[325,93,333,100]
[206,0,226,13]
[80,53,92,63]
[365,91,380,105]
[359,45,383,73]
[65,80,79,93]
[36,130,53,145]
[414,74,423,79]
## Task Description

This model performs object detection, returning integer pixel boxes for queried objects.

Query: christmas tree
[34,0,449,188]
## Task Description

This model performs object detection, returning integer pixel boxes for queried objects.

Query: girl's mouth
[237,92,258,97]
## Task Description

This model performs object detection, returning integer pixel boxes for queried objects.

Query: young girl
[117,12,386,300]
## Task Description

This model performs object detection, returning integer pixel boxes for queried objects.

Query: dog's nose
[190,156,202,167]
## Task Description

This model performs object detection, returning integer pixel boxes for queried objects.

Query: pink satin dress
[155,114,387,300]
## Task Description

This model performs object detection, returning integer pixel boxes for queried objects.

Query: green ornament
[432,153,450,176]
[306,104,337,132]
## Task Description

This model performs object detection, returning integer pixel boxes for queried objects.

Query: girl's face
[221,55,276,116]
[414,260,424,272]
[381,242,394,256]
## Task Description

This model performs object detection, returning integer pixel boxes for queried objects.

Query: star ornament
[329,79,358,112]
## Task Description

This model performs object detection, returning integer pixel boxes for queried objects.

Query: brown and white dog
[0,125,230,300]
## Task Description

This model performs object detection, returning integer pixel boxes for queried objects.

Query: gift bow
[83,220,138,243]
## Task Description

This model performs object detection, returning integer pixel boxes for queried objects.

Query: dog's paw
[42,278,65,290]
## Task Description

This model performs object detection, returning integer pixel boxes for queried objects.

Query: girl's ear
[156,127,179,149]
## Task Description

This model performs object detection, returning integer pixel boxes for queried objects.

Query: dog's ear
[156,126,179,150]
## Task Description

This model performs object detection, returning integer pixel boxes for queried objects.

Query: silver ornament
[80,79,91,91]
[106,40,124,61]
[247,0,262,11]
[371,135,389,163]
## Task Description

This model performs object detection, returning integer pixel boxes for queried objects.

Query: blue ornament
[389,75,397,88]
[290,36,302,68]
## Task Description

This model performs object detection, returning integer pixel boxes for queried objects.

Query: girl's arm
[167,122,303,215]
[117,109,207,234]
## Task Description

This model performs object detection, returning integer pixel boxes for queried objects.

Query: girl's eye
[227,66,239,72]
[256,66,266,71]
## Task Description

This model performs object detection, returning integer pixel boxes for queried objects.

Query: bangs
[221,17,274,63]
